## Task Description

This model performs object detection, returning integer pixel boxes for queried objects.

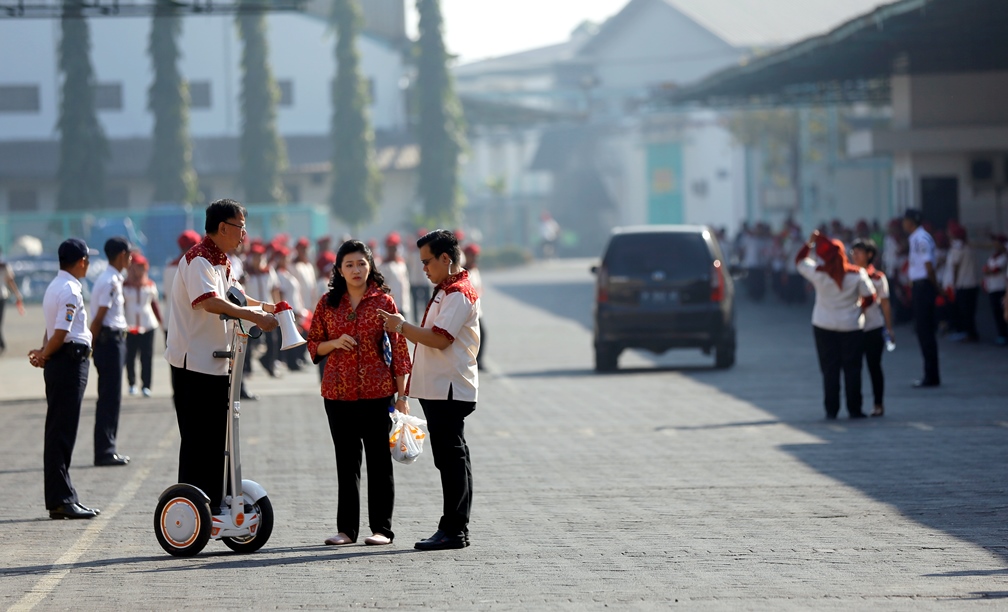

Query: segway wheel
[155,484,212,557]
[222,495,273,554]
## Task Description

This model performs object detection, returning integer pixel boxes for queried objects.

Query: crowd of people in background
[156,227,485,399]
[723,216,1008,345]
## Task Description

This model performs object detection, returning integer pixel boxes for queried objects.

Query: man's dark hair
[205,198,247,234]
[417,229,461,264]
[851,238,877,264]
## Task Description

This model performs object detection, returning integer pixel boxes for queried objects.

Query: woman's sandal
[324,533,353,546]
[871,405,884,417]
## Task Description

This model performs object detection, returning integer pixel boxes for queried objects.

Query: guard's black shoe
[240,388,260,401]
[414,530,466,551]
[913,379,940,388]
[95,454,130,466]
[49,503,99,519]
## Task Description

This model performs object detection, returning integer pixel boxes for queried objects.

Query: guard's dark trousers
[813,326,865,418]
[912,280,940,383]
[93,329,126,460]
[324,396,396,542]
[171,365,229,510]
[44,345,88,509]
[419,397,475,536]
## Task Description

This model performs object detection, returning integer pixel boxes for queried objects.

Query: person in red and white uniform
[307,240,411,547]
[123,253,161,397]
[244,243,281,377]
[851,239,893,417]
[983,234,1008,344]
[291,237,318,316]
[379,231,411,323]
[163,229,201,341]
[463,243,486,370]
[795,230,877,420]
[379,229,480,551]
[165,199,279,514]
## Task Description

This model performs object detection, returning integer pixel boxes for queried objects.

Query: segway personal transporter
[154,288,304,557]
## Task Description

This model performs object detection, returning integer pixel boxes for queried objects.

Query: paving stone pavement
[1,258,1007,610]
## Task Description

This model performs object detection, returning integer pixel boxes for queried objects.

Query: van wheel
[595,343,619,372]
[714,341,735,369]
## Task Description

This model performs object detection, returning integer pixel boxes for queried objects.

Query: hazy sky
[408,0,890,65]
[408,0,628,63]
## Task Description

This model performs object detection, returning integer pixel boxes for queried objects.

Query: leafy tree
[328,0,381,231]
[236,1,287,203]
[57,0,108,211]
[147,0,199,204]
[414,0,466,225]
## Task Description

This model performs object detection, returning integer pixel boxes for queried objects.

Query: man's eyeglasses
[224,221,247,235]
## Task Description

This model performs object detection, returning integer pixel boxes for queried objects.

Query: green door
[647,142,683,224]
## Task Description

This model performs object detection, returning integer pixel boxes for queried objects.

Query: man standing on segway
[165,199,279,514]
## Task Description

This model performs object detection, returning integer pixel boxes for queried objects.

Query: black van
[591,225,736,371]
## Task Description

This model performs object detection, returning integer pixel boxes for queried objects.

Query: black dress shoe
[913,379,940,388]
[240,388,260,400]
[414,530,466,551]
[95,454,130,466]
[49,503,99,520]
[78,504,102,516]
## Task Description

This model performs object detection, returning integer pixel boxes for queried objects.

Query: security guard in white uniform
[903,208,940,387]
[28,239,102,519]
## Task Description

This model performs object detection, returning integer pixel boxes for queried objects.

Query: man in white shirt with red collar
[165,199,279,514]
[379,229,480,551]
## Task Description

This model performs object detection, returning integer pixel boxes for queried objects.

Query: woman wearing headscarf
[307,240,411,547]
[795,231,877,420]
[851,239,893,417]
[122,253,161,397]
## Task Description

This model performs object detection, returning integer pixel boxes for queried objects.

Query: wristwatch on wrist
[396,395,408,403]
[394,321,404,334]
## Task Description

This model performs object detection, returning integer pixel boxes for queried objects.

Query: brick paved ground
[1,259,1007,610]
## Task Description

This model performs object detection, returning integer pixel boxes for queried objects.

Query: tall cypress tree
[57,0,108,211]
[328,0,381,231]
[414,0,465,225]
[236,1,287,203]
[148,0,198,204]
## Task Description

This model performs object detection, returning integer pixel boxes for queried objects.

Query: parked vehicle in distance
[591,225,736,371]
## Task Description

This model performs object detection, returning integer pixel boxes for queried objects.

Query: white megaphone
[273,301,307,350]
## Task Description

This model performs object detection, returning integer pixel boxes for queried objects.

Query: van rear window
[604,233,711,278]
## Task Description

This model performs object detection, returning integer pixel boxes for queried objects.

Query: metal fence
[1,202,330,268]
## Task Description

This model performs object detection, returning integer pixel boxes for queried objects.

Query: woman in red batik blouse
[308,240,411,547]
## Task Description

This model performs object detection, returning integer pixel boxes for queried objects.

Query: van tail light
[710,260,725,302]
[597,266,610,303]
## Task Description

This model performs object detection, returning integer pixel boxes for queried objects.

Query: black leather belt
[99,327,128,341]
[54,341,92,361]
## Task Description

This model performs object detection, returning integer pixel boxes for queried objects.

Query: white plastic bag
[389,411,427,464]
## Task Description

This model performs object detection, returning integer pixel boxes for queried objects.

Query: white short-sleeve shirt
[908,226,935,281]
[796,258,876,332]
[43,270,93,346]
[863,272,890,331]
[379,258,411,318]
[165,237,236,376]
[407,271,480,402]
[90,266,127,330]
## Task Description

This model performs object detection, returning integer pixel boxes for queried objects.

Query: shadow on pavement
[495,271,1008,565]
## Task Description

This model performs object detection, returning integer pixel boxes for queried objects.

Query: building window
[0,85,41,113]
[284,182,300,203]
[278,79,293,107]
[8,189,38,211]
[106,186,129,209]
[95,82,123,111]
[189,80,211,109]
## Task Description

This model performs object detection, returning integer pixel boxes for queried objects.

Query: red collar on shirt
[185,236,231,279]
[864,264,885,281]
